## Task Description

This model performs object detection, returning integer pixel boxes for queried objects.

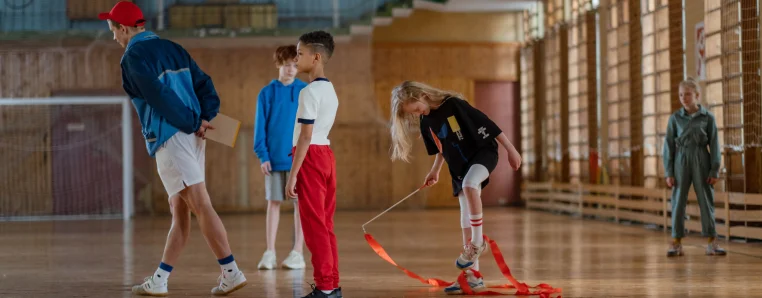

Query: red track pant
[294,145,338,290]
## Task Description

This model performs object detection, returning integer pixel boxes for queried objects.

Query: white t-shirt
[292,79,339,146]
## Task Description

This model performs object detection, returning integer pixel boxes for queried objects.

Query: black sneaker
[302,284,338,298]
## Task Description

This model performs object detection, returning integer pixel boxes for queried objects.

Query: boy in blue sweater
[254,45,308,270]
[99,1,246,296]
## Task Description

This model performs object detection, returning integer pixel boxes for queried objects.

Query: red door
[474,81,521,206]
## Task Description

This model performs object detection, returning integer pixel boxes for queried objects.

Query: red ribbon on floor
[364,233,562,297]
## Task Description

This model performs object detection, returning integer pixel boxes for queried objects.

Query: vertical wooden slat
[533,42,546,182]
[560,25,571,182]
[585,10,599,184]
[669,0,684,112]
[629,0,644,187]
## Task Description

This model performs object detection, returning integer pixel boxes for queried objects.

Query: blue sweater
[253,79,307,171]
[120,31,220,157]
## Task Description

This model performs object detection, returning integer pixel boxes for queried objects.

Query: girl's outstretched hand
[424,171,439,187]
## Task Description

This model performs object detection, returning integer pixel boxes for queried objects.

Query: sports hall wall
[520,0,762,240]
[0,7,522,215]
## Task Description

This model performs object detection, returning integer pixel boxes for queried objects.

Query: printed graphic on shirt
[436,123,448,139]
[447,116,464,140]
[434,122,467,162]
[478,126,490,139]
[429,128,442,153]
[419,97,502,177]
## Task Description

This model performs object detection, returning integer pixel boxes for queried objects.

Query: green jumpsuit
[662,105,720,239]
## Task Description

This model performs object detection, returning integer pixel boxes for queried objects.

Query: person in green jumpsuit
[663,78,726,257]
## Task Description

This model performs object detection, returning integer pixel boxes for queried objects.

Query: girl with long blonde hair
[389,81,522,294]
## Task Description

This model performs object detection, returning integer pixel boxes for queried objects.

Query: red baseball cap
[98,1,146,27]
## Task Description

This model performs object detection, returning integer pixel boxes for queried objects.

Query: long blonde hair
[389,81,463,162]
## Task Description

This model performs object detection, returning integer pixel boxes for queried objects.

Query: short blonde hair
[679,77,701,95]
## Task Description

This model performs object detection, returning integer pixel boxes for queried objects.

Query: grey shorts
[265,171,292,202]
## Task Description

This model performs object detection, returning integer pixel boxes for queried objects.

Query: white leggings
[458,164,490,228]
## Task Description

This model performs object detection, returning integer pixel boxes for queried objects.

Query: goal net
[0,96,133,221]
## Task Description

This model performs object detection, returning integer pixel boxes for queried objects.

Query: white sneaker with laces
[132,276,169,297]
[281,250,306,269]
[211,269,247,296]
[706,241,727,256]
[456,240,488,270]
[257,250,277,270]
[444,269,485,295]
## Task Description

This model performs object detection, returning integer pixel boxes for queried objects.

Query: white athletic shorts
[155,132,206,198]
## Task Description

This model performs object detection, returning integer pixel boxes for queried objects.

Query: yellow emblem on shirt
[447,116,464,140]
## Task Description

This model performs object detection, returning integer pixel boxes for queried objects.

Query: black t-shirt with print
[419,97,502,195]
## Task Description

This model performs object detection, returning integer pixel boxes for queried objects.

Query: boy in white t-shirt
[284,31,341,298]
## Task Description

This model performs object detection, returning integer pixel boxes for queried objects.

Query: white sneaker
[455,240,488,270]
[706,241,727,256]
[257,250,277,270]
[132,276,169,297]
[211,270,247,296]
[281,250,306,269]
[444,269,485,295]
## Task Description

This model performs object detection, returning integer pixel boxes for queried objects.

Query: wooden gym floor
[1,208,762,297]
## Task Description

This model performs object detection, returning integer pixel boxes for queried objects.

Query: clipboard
[204,113,241,148]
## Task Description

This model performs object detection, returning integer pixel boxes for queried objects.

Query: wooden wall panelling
[372,10,522,43]
[0,105,52,217]
[68,0,130,20]
[223,4,278,29]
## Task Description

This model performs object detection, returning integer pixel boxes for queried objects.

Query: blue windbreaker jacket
[120,31,220,157]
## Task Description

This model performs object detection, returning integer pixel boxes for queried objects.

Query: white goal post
[0,96,134,221]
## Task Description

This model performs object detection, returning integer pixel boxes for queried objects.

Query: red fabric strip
[364,233,562,296]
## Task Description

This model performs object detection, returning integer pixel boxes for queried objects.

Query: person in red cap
[99,1,247,296]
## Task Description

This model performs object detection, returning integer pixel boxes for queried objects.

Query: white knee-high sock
[470,213,484,246]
